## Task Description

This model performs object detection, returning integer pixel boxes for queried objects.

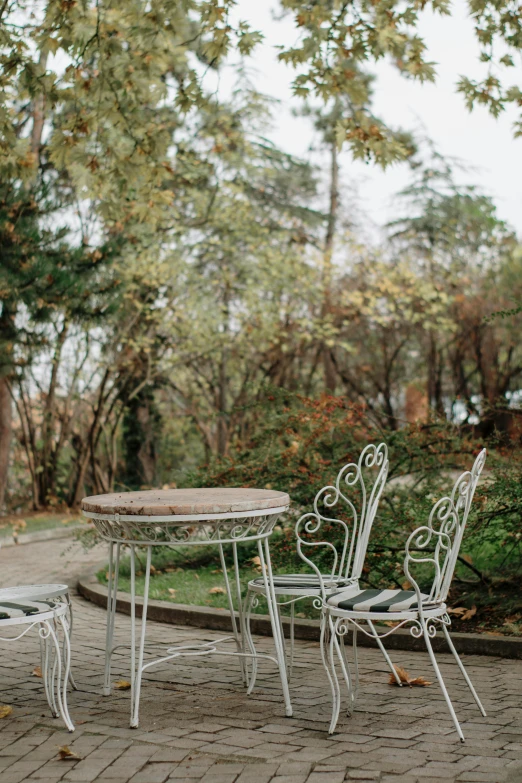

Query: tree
[388,148,521,419]
[277,0,522,140]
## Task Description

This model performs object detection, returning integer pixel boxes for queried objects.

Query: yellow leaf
[168,588,176,596]
[208,587,225,595]
[461,605,477,621]
[448,606,467,616]
[0,705,12,718]
[32,666,42,678]
[58,746,82,760]
[114,680,131,690]
[389,665,431,687]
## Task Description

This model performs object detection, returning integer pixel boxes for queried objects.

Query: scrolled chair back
[295,442,389,600]
[404,448,487,609]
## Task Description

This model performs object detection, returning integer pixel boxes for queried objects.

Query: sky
[220,0,522,238]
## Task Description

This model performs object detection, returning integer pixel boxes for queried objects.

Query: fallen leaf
[461,553,473,564]
[58,746,82,760]
[168,588,177,596]
[0,705,12,718]
[208,587,225,595]
[193,573,199,580]
[448,606,467,616]
[164,568,175,573]
[401,580,412,590]
[114,680,132,690]
[461,605,477,621]
[32,666,42,678]
[389,665,431,687]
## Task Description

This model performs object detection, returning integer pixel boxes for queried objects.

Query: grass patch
[0,512,82,540]
[96,542,317,618]
[95,540,522,634]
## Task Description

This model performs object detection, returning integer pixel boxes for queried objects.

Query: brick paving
[0,538,521,783]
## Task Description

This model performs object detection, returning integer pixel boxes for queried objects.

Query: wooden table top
[81,488,290,517]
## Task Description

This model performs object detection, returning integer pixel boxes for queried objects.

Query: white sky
[226,0,522,238]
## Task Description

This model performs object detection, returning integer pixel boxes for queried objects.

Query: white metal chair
[320,448,487,741]
[243,443,400,691]
[0,590,74,731]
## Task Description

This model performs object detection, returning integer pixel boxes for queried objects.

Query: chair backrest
[404,448,486,606]
[295,443,389,597]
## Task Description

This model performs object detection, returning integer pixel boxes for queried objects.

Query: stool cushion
[327,588,430,613]
[251,574,356,590]
[0,599,62,621]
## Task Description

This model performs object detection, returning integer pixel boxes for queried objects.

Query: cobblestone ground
[0,538,521,783]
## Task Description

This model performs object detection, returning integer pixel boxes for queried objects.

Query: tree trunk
[0,377,12,513]
[30,51,48,165]
[322,137,339,393]
[0,300,16,513]
[40,320,68,503]
[217,283,230,457]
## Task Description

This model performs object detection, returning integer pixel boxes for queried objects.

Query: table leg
[104,541,120,696]
[218,543,246,683]
[130,545,136,711]
[233,542,248,684]
[258,538,293,717]
[131,546,151,729]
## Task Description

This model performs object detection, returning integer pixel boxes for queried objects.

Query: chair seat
[0,584,69,602]
[0,599,64,621]
[327,588,430,613]
[250,574,357,592]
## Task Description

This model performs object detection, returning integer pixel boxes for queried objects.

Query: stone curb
[77,571,522,660]
[0,523,84,548]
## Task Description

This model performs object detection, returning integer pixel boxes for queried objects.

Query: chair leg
[422,620,465,742]
[326,616,342,734]
[442,625,486,717]
[367,619,402,686]
[42,619,74,732]
[40,623,58,718]
[56,615,75,732]
[289,601,295,682]
[352,625,359,704]
[335,631,355,715]
[319,612,339,735]
[244,589,258,694]
[64,594,78,690]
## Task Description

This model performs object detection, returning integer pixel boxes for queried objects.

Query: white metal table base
[84,506,292,728]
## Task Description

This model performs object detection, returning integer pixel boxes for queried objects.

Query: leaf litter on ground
[58,746,82,761]
[389,665,432,687]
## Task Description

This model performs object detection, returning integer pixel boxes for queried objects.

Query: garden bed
[96,539,522,638]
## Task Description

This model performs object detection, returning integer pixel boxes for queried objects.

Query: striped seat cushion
[251,574,356,591]
[327,588,430,613]
[0,599,61,621]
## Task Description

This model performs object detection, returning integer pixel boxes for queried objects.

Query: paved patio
[0,538,521,783]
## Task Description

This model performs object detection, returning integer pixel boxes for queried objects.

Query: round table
[81,488,291,728]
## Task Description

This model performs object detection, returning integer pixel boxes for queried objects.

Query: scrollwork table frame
[81,488,291,728]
